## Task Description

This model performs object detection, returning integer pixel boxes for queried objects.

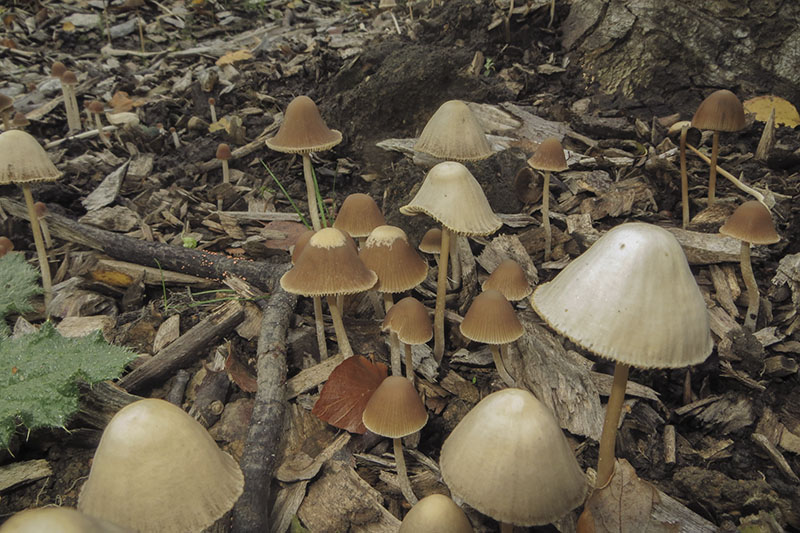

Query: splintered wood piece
[270,481,309,533]
[0,460,52,493]
[286,353,346,399]
[152,314,180,352]
[751,433,800,483]
[709,264,739,318]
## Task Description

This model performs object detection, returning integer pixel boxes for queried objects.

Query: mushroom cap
[333,193,386,238]
[0,507,132,533]
[216,143,232,160]
[291,229,316,264]
[359,226,428,293]
[527,137,568,172]
[440,388,587,526]
[459,289,523,345]
[362,375,428,438]
[419,227,442,254]
[265,95,342,154]
[0,130,62,184]
[61,70,77,85]
[692,89,746,132]
[719,200,780,245]
[399,494,474,533]
[280,227,377,296]
[532,223,713,368]
[50,62,66,78]
[400,161,501,236]
[482,259,532,301]
[77,399,244,533]
[414,100,493,161]
[0,236,13,255]
[87,100,104,114]
[382,296,433,345]
[0,94,13,113]
[12,112,29,127]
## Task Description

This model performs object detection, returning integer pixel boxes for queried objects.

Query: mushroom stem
[393,437,418,505]
[62,85,81,132]
[404,343,414,384]
[543,170,552,261]
[449,234,461,289]
[385,293,403,375]
[326,295,353,357]
[221,160,230,184]
[680,125,689,228]
[708,131,720,205]
[94,113,112,148]
[596,362,630,487]
[22,185,52,310]
[686,143,765,204]
[500,523,514,533]
[490,344,515,387]
[303,154,322,231]
[548,0,555,27]
[740,241,759,331]
[313,295,328,360]
[433,226,451,363]
[1,112,10,131]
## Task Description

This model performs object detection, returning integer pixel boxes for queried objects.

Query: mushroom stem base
[597,362,630,487]
[394,438,418,505]
[433,226,451,363]
[326,295,353,357]
[740,241,759,331]
[22,185,52,311]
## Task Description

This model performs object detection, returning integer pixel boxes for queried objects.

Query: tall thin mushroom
[528,137,568,261]
[382,296,432,383]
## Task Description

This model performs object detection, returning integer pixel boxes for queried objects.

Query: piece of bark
[285,352,346,399]
[189,351,231,428]
[710,264,739,318]
[231,286,298,533]
[92,258,215,289]
[270,482,309,533]
[665,227,759,265]
[751,433,800,483]
[118,301,245,392]
[664,425,676,464]
[153,314,180,352]
[76,381,142,429]
[755,107,776,162]
[455,234,478,315]
[0,460,52,493]
[764,356,798,378]
[166,369,191,406]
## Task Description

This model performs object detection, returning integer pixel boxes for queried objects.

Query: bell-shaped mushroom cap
[382,296,432,345]
[216,143,232,160]
[362,376,428,438]
[719,200,780,245]
[359,226,428,293]
[532,223,713,368]
[527,137,568,172]
[482,259,532,301]
[459,289,523,345]
[414,100,493,161]
[61,70,77,86]
[400,162,501,236]
[419,227,442,254]
[0,130,62,184]
[51,62,67,78]
[692,89,746,132]
[0,94,13,113]
[265,95,342,154]
[77,399,244,533]
[291,229,316,264]
[281,227,377,297]
[0,507,132,533]
[399,494,474,533]
[440,388,587,526]
[333,193,386,238]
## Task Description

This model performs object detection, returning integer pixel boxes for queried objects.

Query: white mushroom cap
[399,494,473,533]
[0,130,62,185]
[532,223,713,368]
[0,507,131,533]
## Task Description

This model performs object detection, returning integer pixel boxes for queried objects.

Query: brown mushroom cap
[280,227,377,296]
[482,259,532,301]
[362,376,428,438]
[87,100,104,114]
[692,89,746,132]
[77,399,244,532]
[216,142,232,161]
[459,289,523,345]
[291,229,316,264]
[50,62,66,79]
[414,100,493,161]
[61,70,77,86]
[382,296,433,345]
[440,388,587,526]
[719,200,780,245]
[418,227,442,254]
[399,494,474,533]
[0,94,13,113]
[265,95,342,154]
[0,507,132,533]
[400,161,501,236]
[11,112,29,128]
[0,236,13,255]
[333,193,386,238]
[0,130,62,184]
[527,137,568,172]
[359,225,428,293]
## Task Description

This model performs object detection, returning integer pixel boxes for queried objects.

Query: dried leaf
[311,356,388,434]
[216,49,254,66]
[225,351,257,393]
[743,95,800,127]
[62,21,76,32]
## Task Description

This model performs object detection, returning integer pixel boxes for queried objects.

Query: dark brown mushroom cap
[333,193,386,238]
[692,89,746,132]
[216,143,231,161]
[359,226,428,293]
[0,236,13,253]
[0,94,13,113]
[418,227,442,254]
[719,200,780,245]
[87,100,105,114]
[414,100,493,161]
[61,70,77,85]
[11,112,29,127]
[527,137,568,172]
[399,494,474,533]
[459,289,523,345]
[0,130,62,184]
[265,95,342,154]
[50,62,66,78]
[482,259,532,301]
[362,376,428,438]
[280,227,377,297]
[382,296,432,345]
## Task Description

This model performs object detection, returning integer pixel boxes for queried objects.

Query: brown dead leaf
[216,49,254,66]
[312,355,388,434]
[225,351,257,393]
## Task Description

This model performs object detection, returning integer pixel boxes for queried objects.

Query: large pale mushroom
[0,507,131,533]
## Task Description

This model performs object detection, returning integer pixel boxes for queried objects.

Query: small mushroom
[0,93,14,131]
[528,137,568,261]
[382,296,433,383]
[87,100,111,148]
[482,259,532,301]
[208,96,217,123]
[60,70,81,132]
[291,229,326,360]
[399,494,473,533]
[333,193,386,246]
[11,111,29,130]
[216,142,232,184]
[0,236,13,257]
[414,100,493,162]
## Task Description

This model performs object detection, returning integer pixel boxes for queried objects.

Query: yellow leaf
[208,116,230,133]
[215,49,253,66]
[743,95,800,127]
[62,21,76,32]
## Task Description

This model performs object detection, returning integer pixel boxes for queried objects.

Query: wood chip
[0,460,52,493]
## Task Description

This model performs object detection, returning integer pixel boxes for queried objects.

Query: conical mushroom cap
[362,376,428,438]
[333,193,386,238]
[399,494,474,533]
[77,399,244,533]
[359,226,428,293]
[440,388,587,526]
[0,130,62,184]
[460,289,523,344]
[419,227,442,254]
[482,259,532,301]
[527,137,568,172]
[265,95,342,154]
[291,229,316,264]
[719,200,780,245]
[281,227,377,296]
[692,89,746,132]
[532,223,713,368]
[414,100,493,161]
[382,296,432,345]
[400,161,501,236]
[0,507,132,533]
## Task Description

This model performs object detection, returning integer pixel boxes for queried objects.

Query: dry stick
[707,131,720,205]
[543,170,552,261]
[384,292,403,375]
[404,343,414,384]
[596,362,630,487]
[680,125,689,228]
[433,226,451,363]
[21,186,52,310]
[491,344,515,387]
[313,295,328,360]
[685,144,766,204]
[394,438,418,505]
[739,241,759,331]
[327,295,353,357]
[231,286,298,533]
[302,154,322,231]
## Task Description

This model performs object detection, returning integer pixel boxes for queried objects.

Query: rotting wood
[285,353,346,399]
[0,460,52,494]
[751,433,800,483]
[76,381,142,429]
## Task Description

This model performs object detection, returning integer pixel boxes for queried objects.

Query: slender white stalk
[433,226,450,362]
[327,295,353,357]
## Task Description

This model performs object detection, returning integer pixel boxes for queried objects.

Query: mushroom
[399,494,473,533]
[527,137,568,261]
[281,227,377,357]
[11,112,29,131]
[481,259,532,301]
[291,229,326,360]
[0,507,131,533]
[169,126,180,149]
[359,225,428,375]
[362,375,428,505]
[440,388,587,530]
[666,120,701,228]
[333,193,386,246]
[0,236,13,258]
[60,70,81,132]
[691,89,745,205]
[208,96,217,123]
[0,131,62,308]
[216,143,232,184]
[86,100,111,148]
[382,296,433,383]
[418,227,442,267]
[531,223,713,487]
[414,100,493,162]
[77,399,244,532]
[459,289,523,387]
[719,200,780,331]
[401,161,501,362]
[266,95,342,231]
[0,93,13,131]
